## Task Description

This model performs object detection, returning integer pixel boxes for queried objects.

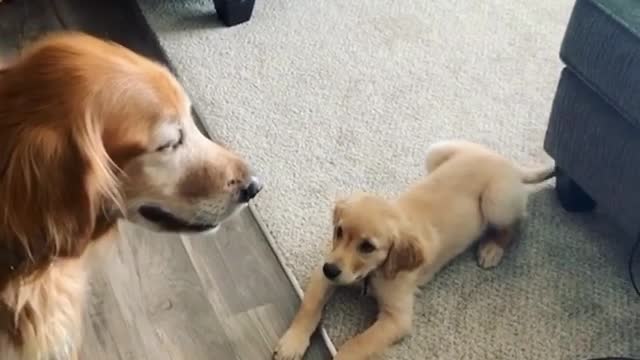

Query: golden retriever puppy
[0,31,261,359]
[274,140,553,360]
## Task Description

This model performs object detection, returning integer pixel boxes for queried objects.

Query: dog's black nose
[322,263,341,279]
[239,177,263,203]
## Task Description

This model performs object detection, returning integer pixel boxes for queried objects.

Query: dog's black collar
[0,250,23,273]
[0,209,119,274]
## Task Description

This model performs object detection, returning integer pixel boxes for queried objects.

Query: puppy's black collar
[361,275,371,296]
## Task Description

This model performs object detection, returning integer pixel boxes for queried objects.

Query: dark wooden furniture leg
[555,167,597,213]
[212,0,255,27]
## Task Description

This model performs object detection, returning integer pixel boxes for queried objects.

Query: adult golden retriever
[274,140,552,360]
[0,32,261,359]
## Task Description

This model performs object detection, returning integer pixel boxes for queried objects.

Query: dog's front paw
[477,241,504,269]
[273,329,310,360]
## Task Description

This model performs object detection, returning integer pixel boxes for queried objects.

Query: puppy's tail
[519,164,556,184]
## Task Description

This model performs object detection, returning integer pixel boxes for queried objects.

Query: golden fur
[0,31,260,359]
[274,140,553,360]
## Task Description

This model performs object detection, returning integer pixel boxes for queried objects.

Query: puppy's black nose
[239,177,263,203]
[322,263,341,279]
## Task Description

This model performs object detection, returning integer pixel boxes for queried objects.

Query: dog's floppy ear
[0,41,122,273]
[382,227,424,279]
[0,119,120,267]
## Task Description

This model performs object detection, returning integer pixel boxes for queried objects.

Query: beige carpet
[138,0,640,358]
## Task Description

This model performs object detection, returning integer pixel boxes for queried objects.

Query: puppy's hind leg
[477,175,527,269]
[424,141,463,174]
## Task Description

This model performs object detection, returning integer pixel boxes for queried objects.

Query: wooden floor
[0,1,330,359]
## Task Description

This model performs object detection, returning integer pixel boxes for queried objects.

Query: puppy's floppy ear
[382,227,424,279]
[332,198,347,225]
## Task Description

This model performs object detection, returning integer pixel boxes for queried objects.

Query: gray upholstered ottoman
[544,0,640,235]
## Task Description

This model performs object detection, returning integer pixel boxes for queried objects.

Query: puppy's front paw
[333,351,355,360]
[273,329,310,360]
[333,341,369,360]
[334,349,367,360]
[477,241,504,269]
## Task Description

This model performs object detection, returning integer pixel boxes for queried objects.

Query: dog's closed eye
[155,128,184,152]
[358,239,376,254]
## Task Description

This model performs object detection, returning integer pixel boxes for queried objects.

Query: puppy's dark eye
[156,129,184,152]
[335,225,343,239]
[358,239,376,253]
